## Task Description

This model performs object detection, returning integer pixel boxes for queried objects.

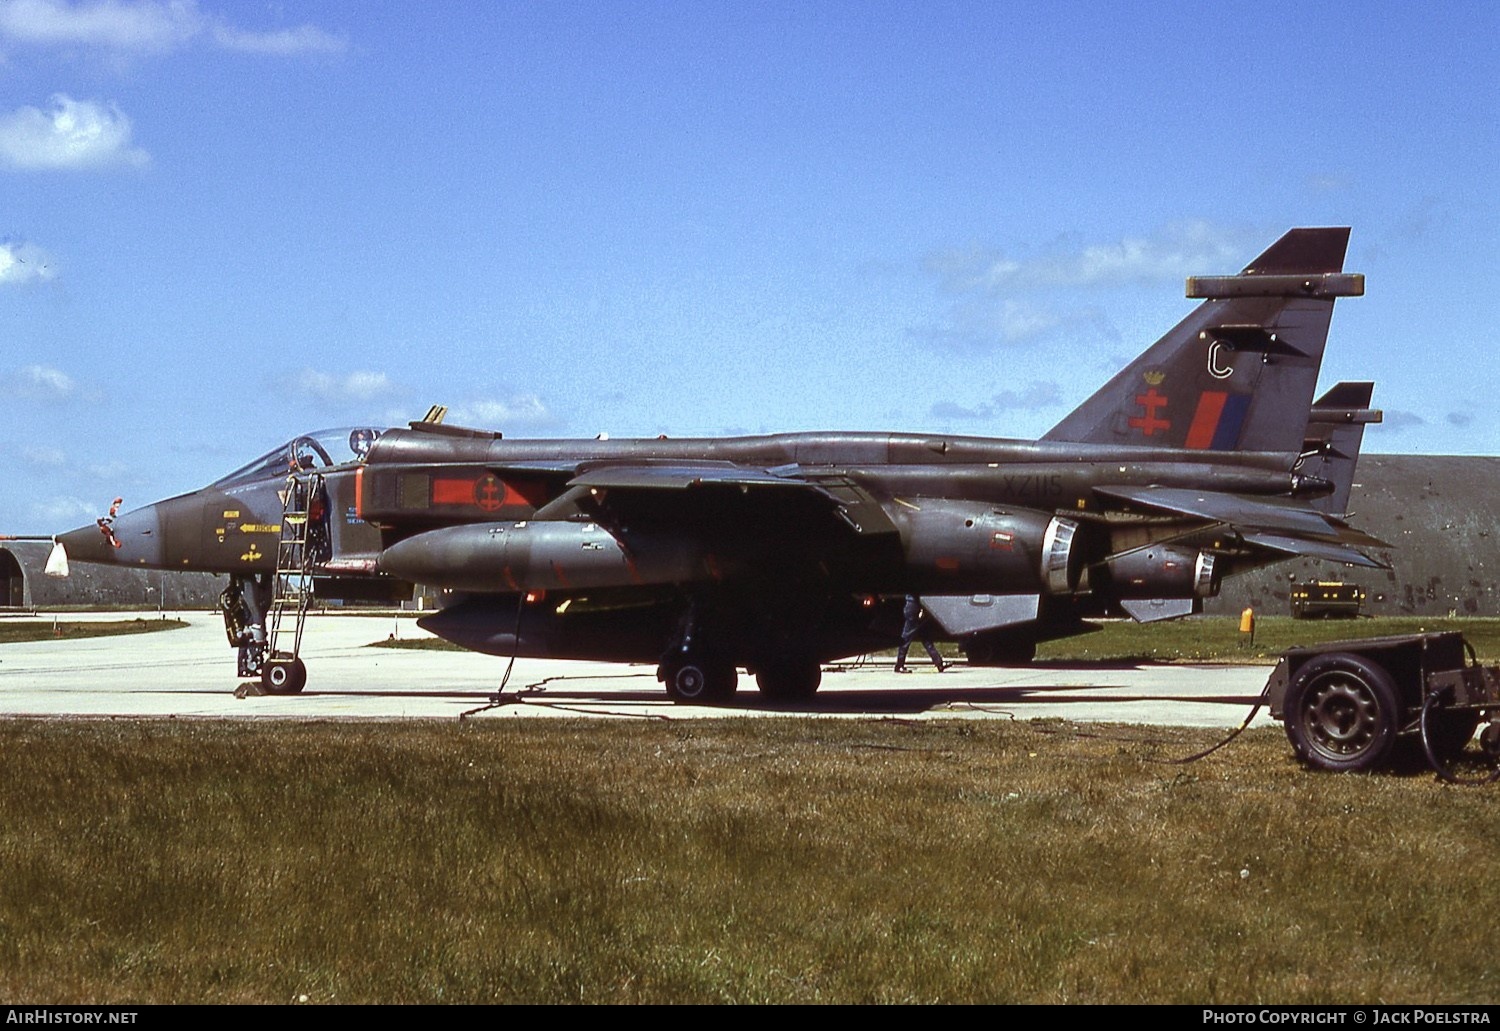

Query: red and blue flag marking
[1185,391,1251,449]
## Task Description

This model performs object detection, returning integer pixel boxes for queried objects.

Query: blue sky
[2,0,1496,534]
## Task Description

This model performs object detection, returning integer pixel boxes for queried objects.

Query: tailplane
[1044,227,1363,454]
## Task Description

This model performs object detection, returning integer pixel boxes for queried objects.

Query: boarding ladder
[262,472,321,689]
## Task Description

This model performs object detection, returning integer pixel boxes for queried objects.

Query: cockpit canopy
[211,427,384,488]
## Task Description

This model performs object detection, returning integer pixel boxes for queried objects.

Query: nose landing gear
[224,473,326,696]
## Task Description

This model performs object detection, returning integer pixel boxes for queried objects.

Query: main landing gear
[657,654,825,704]
[655,598,825,705]
[753,658,822,702]
[660,657,739,704]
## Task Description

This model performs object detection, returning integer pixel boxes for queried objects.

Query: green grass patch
[1,718,1496,1004]
[0,618,187,645]
[368,636,464,651]
[1037,616,1500,665]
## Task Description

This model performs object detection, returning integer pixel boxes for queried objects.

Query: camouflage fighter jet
[53,227,1383,701]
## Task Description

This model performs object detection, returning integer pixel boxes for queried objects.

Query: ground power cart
[1266,631,1500,779]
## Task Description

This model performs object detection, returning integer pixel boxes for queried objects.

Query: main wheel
[755,660,822,701]
[664,660,737,704]
[262,658,307,694]
[1284,653,1401,772]
[963,634,1036,666]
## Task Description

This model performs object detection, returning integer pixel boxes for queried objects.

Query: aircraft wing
[568,461,814,491]
[1094,484,1390,568]
[543,461,901,539]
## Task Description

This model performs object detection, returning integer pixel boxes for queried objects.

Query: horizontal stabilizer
[1095,484,1390,567]
[922,594,1040,636]
[1095,485,1356,540]
[1240,532,1388,569]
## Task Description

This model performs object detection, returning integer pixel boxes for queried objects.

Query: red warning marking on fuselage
[433,478,477,505]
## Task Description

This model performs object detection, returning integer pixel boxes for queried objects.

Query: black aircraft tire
[665,661,737,705]
[755,661,822,701]
[963,635,1037,667]
[1284,653,1401,772]
[706,663,738,703]
[263,658,308,695]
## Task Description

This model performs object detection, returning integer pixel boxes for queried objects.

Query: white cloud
[0,0,345,56]
[292,368,393,402]
[0,94,148,170]
[452,395,557,430]
[915,221,1249,353]
[30,494,96,524]
[1306,173,1352,193]
[21,445,67,466]
[0,240,57,283]
[931,221,1253,294]
[0,0,199,51]
[211,21,345,56]
[3,364,78,401]
[1379,410,1426,432]
[912,298,1116,352]
[930,382,1065,421]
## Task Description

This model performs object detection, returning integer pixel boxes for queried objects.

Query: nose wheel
[262,657,307,694]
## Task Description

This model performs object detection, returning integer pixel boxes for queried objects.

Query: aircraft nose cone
[56,522,120,566]
[56,506,165,568]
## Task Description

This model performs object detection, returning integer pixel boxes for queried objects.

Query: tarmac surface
[0,610,1280,728]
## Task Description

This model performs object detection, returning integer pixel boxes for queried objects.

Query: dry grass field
[1,717,1495,1004]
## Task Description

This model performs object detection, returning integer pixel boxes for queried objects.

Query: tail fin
[1043,227,1363,453]
[1298,382,1381,517]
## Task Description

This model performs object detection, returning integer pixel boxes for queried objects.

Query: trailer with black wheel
[1265,632,1500,781]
